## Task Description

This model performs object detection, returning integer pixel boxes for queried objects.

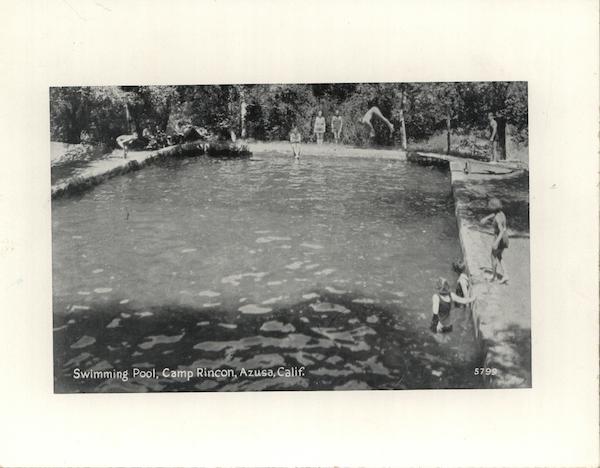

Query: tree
[470,81,528,159]
[146,86,179,131]
[431,83,463,154]
[50,86,129,145]
[49,82,527,151]
[49,87,92,143]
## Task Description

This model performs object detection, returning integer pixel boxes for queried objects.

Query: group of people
[116,108,510,338]
[430,197,509,334]
[289,109,345,157]
[291,108,501,162]
[289,106,395,159]
[311,110,345,145]
[116,121,204,158]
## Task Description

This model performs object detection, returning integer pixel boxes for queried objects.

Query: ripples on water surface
[53,155,482,392]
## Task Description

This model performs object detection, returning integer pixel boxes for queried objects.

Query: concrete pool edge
[51,142,251,199]
[410,151,531,388]
[246,141,407,160]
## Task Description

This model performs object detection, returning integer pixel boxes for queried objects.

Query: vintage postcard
[1,1,598,467]
[50,82,530,393]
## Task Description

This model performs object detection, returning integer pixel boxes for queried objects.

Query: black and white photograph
[2,0,598,466]
[51,82,530,393]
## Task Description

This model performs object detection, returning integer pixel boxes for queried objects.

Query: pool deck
[51,148,154,198]
[412,151,531,388]
[50,141,218,199]
[247,141,406,160]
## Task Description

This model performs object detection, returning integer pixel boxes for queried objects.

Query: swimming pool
[52,154,482,392]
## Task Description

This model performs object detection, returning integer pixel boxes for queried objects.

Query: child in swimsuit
[480,197,509,283]
[313,110,326,145]
[452,259,471,302]
[289,126,302,159]
[331,110,343,144]
[430,277,476,333]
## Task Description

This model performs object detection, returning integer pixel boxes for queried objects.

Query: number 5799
[474,367,498,376]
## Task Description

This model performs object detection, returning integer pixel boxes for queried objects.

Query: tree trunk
[64,124,82,144]
[398,89,407,150]
[446,115,451,154]
[124,103,132,133]
[399,117,406,149]
[65,99,85,143]
[125,102,143,136]
[161,98,172,131]
[497,117,507,160]
[240,89,247,139]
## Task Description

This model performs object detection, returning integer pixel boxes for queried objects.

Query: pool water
[52,154,483,392]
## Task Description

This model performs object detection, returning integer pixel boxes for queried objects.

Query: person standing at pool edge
[116,131,138,159]
[331,110,343,144]
[480,197,509,283]
[488,112,498,162]
[289,125,302,159]
[313,110,326,145]
[430,278,476,333]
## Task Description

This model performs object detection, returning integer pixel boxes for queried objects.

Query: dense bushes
[50,82,528,150]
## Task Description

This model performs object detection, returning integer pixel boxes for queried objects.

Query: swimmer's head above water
[452,259,466,274]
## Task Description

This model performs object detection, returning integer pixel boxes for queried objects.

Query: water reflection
[53,155,482,392]
[54,292,481,392]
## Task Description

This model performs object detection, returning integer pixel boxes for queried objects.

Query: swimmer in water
[360,106,394,138]
[452,259,472,316]
[289,125,302,159]
[430,277,476,333]
[452,259,471,300]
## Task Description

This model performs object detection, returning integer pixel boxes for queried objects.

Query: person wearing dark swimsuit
[331,110,343,144]
[430,278,476,333]
[480,197,510,283]
[453,259,471,303]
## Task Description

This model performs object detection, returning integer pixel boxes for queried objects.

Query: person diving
[360,106,394,138]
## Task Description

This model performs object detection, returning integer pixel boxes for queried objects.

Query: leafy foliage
[50,82,528,148]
